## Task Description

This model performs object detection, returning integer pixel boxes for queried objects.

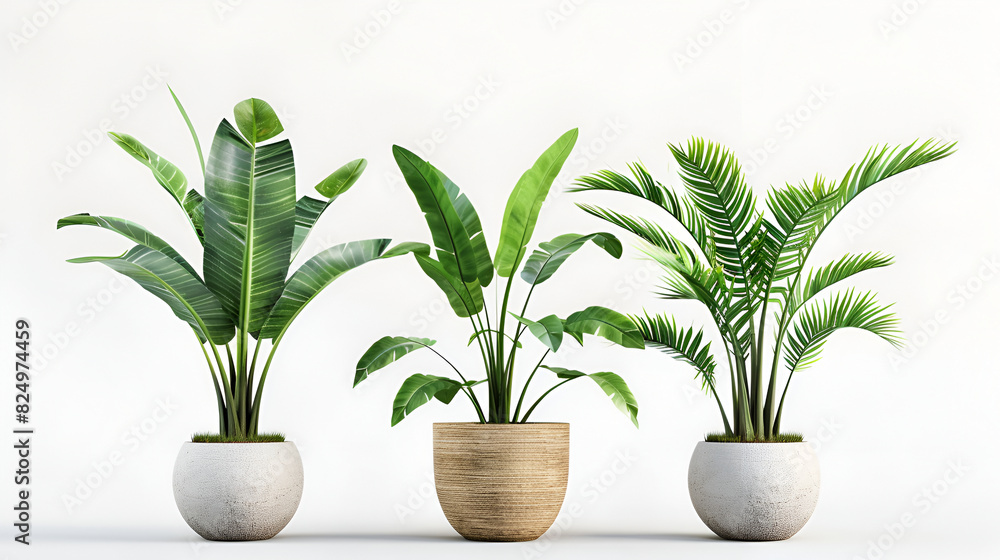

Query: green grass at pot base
[191,432,286,443]
[705,432,804,443]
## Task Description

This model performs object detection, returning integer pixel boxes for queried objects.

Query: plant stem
[513,350,549,422]
[520,378,575,423]
[495,273,516,423]
[195,330,227,435]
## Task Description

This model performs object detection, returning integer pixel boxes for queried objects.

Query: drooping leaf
[494,129,579,276]
[204,119,296,334]
[520,232,622,286]
[391,374,463,426]
[382,242,430,259]
[434,378,486,404]
[68,246,234,343]
[355,336,435,387]
[57,213,198,276]
[393,145,480,284]
[542,366,639,427]
[632,312,717,391]
[414,253,484,318]
[509,313,564,352]
[107,132,204,241]
[259,239,402,340]
[564,305,644,349]
[233,98,284,144]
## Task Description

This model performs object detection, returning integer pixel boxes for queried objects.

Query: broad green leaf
[167,85,205,176]
[434,378,486,404]
[414,253,484,318]
[520,232,622,286]
[564,305,644,349]
[382,242,430,259]
[68,246,234,343]
[393,146,480,283]
[108,132,204,241]
[57,213,198,276]
[233,98,283,144]
[543,366,639,427]
[355,336,435,387]
[259,239,397,340]
[315,158,367,198]
[391,374,462,426]
[204,119,296,334]
[434,165,494,287]
[509,313,564,352]
[494,128,578,276]
[290,159,370,260]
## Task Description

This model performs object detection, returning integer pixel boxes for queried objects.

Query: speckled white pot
[172,442,303,541]
[688,441,820,541]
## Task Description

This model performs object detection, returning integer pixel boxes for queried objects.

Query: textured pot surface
[433,423,569,542]
[688,441,820,541]
[173,442,303,541]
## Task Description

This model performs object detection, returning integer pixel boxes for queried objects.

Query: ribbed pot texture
[433,423,570,542]
[172,442,304,541]
[688,441,820,541]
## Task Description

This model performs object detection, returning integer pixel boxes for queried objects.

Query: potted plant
[573,138,954,540]
[354,129,644,542]
[57,92,423,541]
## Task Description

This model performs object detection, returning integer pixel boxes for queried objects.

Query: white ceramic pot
[688,441,820,541]
[172,442,304,541]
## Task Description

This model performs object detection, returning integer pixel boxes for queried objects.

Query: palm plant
[573,138,954,441]
[355,129,644,426]
[58,93,423,440]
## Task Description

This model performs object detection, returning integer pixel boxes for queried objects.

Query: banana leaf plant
[355,129,643,426]
[573,138,954,441]
[58,92,424,440]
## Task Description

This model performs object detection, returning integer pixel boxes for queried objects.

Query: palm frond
[785,252,895,316]
[783,289,902,374]
[577,204,704,264]
[632,312,717,391]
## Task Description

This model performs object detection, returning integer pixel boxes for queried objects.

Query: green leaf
[632,312,717,391]
[258,239,393,340]
[108,132,205,241]
[233,98,284,144]
[414,253,484,318]
[787,252,894,314]
[784,290,902,373]
[315,158,367,198]
[355,336,435,387]
[393,145,480,284]
[68,246,234,344]
[291,159,370,260]
[391,374,462,426]
[434,165,494,287]
[56,213,198,276]
[382,242,430,259]
[509,313,564,352]
[434,378,486,404]
[520,232,621,286]
[204,119,296,334]
[542,366,639,427]
[495,128,578,277]
[564,305,644,349]
[167,85,205,176]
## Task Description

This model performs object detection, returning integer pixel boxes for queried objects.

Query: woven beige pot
[433,423,570,542]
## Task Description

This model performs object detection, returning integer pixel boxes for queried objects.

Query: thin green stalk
[520,377,575,423]
[513,350,549,422]
[247,338,262,418]
[707,380,733,436]
[195,330,227,435]
[419,342,487,423]
[494,272,516,423]
[773,370,796,435]
[249,332,284,434]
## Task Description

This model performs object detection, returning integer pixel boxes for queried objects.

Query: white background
[2,1,998,558]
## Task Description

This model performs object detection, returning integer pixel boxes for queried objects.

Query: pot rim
[695,440,812,446]
[433,422,569,427]
[181,440,297,445]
